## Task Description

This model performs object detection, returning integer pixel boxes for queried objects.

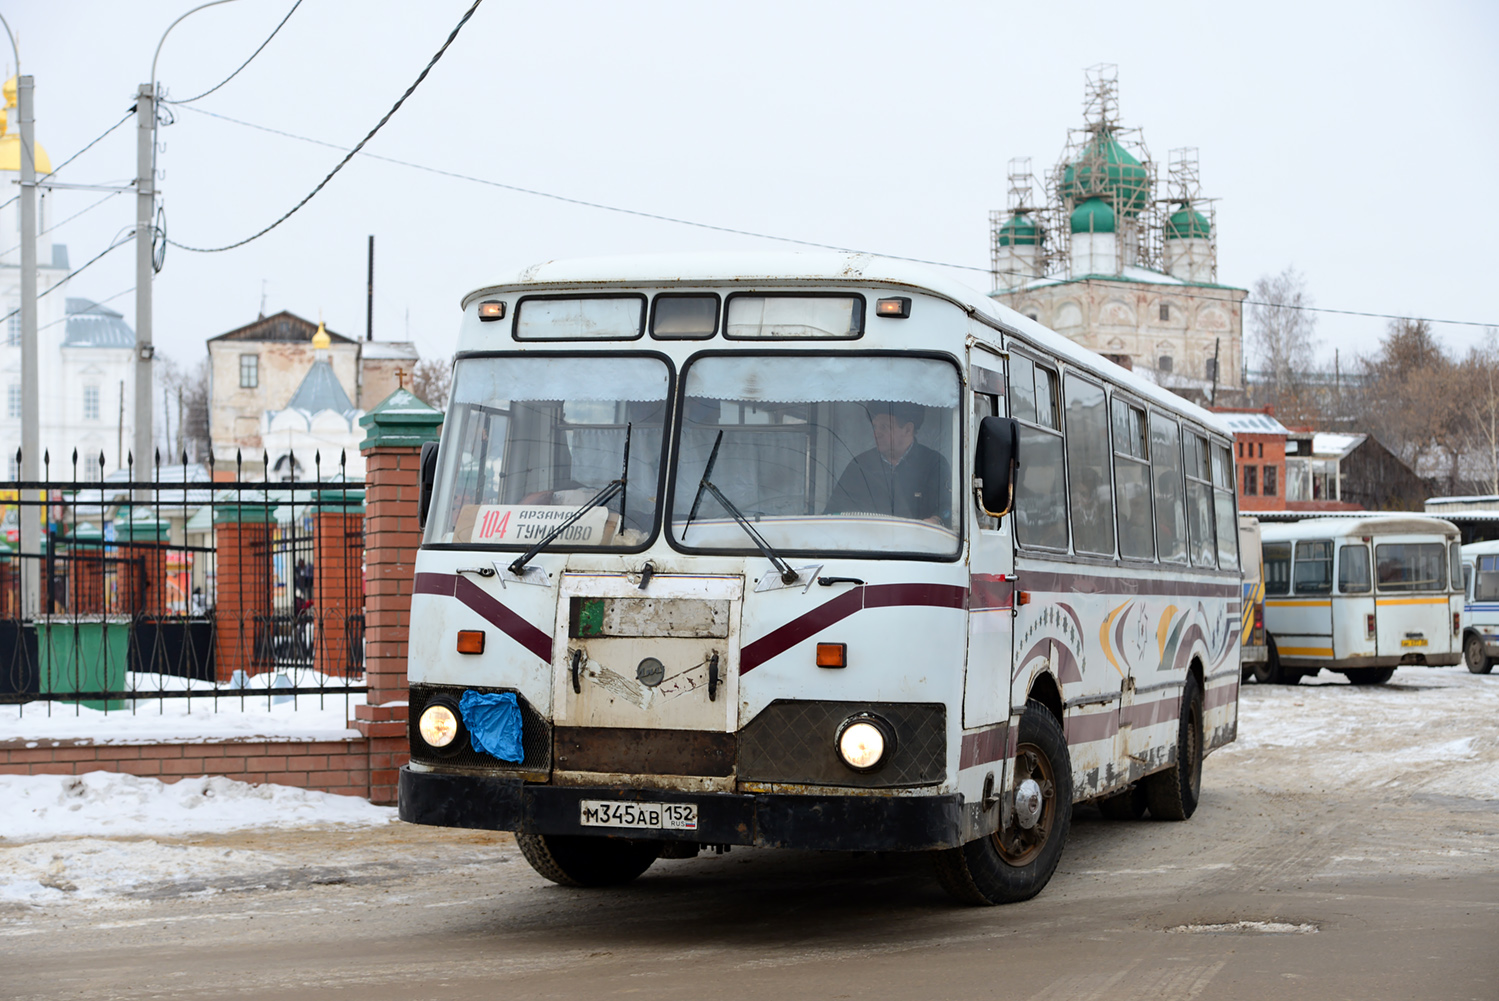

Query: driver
[826,401,950,524]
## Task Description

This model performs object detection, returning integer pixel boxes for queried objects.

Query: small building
[261,326,367,480]
[1284,431,1426,513]
[1424,496,1499,544]
[1212,408,1289,512]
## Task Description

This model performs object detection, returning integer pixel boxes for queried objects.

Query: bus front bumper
[397,766,964,852]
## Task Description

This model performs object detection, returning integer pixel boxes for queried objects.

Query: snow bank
[0,771,395,842]
[0,838,284,908]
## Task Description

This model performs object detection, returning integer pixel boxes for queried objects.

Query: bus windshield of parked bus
[425,355,669,548]
[669,354,960,557]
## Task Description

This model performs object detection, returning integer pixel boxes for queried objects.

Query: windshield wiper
[680,430,799,585]
[508,423,631,576]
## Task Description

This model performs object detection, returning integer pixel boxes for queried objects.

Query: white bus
[1259,516,1463,685]
[1239,515,1268,679]
[399,253,1242,905]
[1458,539,1499,674]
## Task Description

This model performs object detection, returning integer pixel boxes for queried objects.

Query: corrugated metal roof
[1217,412,1290,435]
[63,298,135,348]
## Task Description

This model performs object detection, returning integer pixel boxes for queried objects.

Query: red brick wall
[214,522,272,681]
[1237,433,1288,512]
[362,447,421,707]
[0,736,383,799]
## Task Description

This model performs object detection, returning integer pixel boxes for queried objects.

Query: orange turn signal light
[456,630,486,654]
[1017,590,1032,605]
[875,296,911,318]
[478,300,507,321]
[816,642,847,668]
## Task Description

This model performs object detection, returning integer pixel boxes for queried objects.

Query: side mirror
[418,440,440,530]
[975,416,1018,518]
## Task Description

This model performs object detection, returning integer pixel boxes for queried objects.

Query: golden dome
[0,77,52,173]
[311,321,331,350]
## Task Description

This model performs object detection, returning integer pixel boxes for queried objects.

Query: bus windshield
[425,355,669,548]
[669,354,960,557]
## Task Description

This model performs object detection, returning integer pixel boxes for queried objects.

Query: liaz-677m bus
[1259,516,1463,685]
[399,253,1242,905]
[1458,539,1499,674]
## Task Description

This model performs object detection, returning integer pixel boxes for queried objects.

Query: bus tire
[1097,783,1147,820]
[932,700,1071,905]
[1143,673,1203,822]
[1250,637,1283,684]
[515,833,659,888]
[1345,667,1395,686]
[1465,634,1493,674]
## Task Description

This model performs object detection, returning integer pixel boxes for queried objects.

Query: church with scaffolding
[990,65,1247,395]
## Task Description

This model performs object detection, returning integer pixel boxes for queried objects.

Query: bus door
[1372,538,1450,657]
[1280,539,1335,657]
[1331,541,1374,658]
[963,345,1014,728]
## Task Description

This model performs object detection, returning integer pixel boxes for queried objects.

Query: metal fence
[0,449,367,715]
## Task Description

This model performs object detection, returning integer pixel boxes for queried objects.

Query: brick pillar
[68,523,106,614]
[352,388,442,804]
[213,497,275,682]
[313,488,366,679]
[114,512,169,616]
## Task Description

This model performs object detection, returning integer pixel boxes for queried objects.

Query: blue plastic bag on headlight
[458,690,524,763]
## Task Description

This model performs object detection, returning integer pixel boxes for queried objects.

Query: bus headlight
[419,703,461,750]
[836,714,895,772]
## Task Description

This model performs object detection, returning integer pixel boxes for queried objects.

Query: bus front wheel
[1143,673,1203,821]
[1465,634,1493,674]
[933,701,1072,905]
[515,833,660,888]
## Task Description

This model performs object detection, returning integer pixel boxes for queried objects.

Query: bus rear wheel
[933,701,1072,905]
[1345,667,1395,685]
[1465,635,1493,674]
[1143,673,1203,821]
[515,833,660,887]
[1250,637,1287,684]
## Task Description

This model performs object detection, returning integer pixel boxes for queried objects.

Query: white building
[0,78,138,480]
[261,325,368,480]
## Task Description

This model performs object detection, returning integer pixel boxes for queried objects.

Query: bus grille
[738,700,946,788]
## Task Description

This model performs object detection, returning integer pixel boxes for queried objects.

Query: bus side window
[1477,556,1499,602]
[1464,563,1472,599]
[1339,544,1371,593]
[1450,542,1463,592]
[1149,412,1188,563]
[1185,432,1216,568]
[1011,355,1067,550]
[1294,539,1334,594]
[1212,441,1238,569]
[1263,542,1291,595]
[1063,373,1114,556]
[1111,398,1154,560]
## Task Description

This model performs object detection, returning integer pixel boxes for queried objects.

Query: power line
[163,0,303,106]
[36,285,134,333]
[0,234,136,327]
[178,104,1496,332]
[0,189,124,260]
[39,108,136,181]
[168,0,484,254]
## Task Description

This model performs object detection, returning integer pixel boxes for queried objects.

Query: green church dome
[1070,197,1116,234]
[1165,206,1211,240]
[1059,132,1151,215]
[996,213,1039,247]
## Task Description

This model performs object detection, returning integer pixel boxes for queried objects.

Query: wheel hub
[1014,778,1043,829]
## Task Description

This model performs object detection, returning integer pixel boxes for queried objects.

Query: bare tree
[410,358,451,411]
[1248,266,1321,422]
[1460,328,1499,495]
[1355,319,1469,491]
[157,353,213,465]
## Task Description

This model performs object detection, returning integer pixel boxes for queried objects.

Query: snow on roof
[1260,514,1459,541]
[1427,495,1499,507]
[464,252,1235,439]
[360,341,420,360]
[1217,411,1290,435]
[1312,432,1365,457]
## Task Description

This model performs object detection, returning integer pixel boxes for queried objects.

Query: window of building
[83,458,102,482]
[83,385,100,421]
[1158,355,1173,373]
[6,383,18,419]
[1243,464,1258,495]
[1159,302,1170,321]
[6,453,17,480]
[240,354,260,389]
[1262,464,1278,496]
[1257,442,1264,458]
[1205,357,1219,381]
[6,312,18,346]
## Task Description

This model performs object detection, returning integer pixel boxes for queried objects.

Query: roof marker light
[875,297,911,318]
[478,300,506,321]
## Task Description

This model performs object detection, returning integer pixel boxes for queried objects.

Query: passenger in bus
[826,402,950,524]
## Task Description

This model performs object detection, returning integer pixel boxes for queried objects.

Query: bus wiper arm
[508,424,630,577]
[700,480,800,586]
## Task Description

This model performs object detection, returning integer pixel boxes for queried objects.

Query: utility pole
[17,74,39,616]
[366,235,374,341]
[134,83,155,485]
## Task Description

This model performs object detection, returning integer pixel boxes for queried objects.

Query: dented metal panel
[570,597,730,638]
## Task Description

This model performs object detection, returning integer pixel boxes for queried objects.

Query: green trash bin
[38,616,130,711]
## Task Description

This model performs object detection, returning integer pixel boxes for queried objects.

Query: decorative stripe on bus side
[1018,570,1238,598]
[413,572,554,663]
[959,721,1008,768]
[969,573,1015,611]
[1375,596,1451,606]
[1277,645,1333,657]
[1265,599,1332,607]
[740,582,967,674]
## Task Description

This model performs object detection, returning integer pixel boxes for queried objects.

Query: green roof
[1059,132,1151,215]
[1070,198,1116,234]
[1165,206,1212,240]
[996,213,1040,247]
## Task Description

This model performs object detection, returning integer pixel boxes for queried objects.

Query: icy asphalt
[2,665,1496,1000]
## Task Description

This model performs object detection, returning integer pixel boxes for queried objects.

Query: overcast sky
[9,1,1498,373]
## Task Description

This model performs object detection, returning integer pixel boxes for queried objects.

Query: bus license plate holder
[1401,638,1427,647]
[579,800,698,831]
